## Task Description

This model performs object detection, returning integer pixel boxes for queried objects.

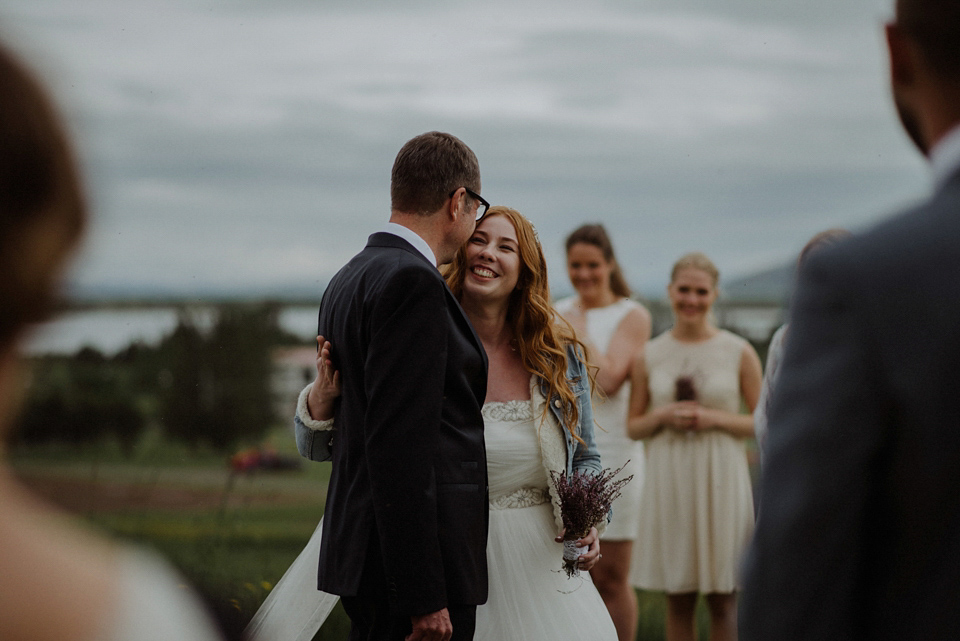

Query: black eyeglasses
[449,187,490,221]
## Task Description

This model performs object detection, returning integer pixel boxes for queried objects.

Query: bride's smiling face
[462,215,521,306]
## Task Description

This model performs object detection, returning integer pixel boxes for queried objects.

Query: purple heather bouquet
[550,463,633,578]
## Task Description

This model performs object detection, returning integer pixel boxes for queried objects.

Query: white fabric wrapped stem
[562,540,588,562]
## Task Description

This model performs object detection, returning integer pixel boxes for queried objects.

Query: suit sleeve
[363,265,450,615]
[740,253,894,640]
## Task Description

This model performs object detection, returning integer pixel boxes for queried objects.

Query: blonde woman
[252,207,620,641]
[627,253,762,641]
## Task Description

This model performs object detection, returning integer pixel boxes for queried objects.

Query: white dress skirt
[476,399,618,641]
[245,399,619,641]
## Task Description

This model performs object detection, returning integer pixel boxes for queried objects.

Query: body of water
[24,302,782,357]
[25,306,320,356]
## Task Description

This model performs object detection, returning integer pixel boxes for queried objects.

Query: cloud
[2,0,927,298]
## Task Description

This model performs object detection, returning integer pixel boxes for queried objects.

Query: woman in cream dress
[627,253,762,641]
[555,223,651,641]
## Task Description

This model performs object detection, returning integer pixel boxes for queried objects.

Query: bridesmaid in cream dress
[555,224,651,641]
[627,252,762,641]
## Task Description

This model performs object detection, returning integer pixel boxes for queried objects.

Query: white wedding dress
[243,516,338,641]
[246,399,618,641]
[476,399,618,640]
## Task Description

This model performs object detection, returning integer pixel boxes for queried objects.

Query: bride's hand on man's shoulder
[307,335,341,420]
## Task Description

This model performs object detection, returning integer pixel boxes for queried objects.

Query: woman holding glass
[627,252,761,641]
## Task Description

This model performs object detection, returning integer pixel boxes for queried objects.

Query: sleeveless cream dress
[554,296,646,540]
[631,330,754,593]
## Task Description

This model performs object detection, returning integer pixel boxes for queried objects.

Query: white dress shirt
[930,123,960,190]
[380,222,437,268]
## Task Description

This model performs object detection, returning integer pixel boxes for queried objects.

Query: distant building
[271,346,316,423]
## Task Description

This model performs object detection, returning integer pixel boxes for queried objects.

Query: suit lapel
[444,285,489,372]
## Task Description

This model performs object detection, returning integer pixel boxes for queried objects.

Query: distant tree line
[14,301,776,455]
[15,304,304,453]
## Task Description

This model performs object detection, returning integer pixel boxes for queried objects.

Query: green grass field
[11,427,712,641]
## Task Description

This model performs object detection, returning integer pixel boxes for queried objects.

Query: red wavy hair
[444,206,593,441]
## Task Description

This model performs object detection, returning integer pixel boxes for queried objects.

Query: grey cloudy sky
[3,0,930,299]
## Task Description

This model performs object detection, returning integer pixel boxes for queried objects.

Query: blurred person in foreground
[740,0,960,638]
[0,41,222,641]
[752,228,850,462]
[627,253,762,641]
[555,223,651,641]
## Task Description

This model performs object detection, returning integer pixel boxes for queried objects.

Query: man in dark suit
[302,132,490,641]
[740,1,960,639]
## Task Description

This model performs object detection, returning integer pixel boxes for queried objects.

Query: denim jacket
[538,344,602,479]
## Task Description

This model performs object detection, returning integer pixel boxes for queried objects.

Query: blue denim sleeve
[569,347,602,477]
[567,345,613,525]
[294,413,334,462]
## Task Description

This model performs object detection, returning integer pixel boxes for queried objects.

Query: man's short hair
[390,132,481,216]
[897,0,960,79]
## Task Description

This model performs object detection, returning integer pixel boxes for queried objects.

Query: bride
[247,206,619,641]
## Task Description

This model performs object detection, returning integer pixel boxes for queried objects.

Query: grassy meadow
[11,425,714,641]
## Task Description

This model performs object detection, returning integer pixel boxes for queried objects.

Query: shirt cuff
[296,383,335,431]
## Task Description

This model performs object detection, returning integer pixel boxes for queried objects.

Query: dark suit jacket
[308,232,488,616]
[741,168,960,640]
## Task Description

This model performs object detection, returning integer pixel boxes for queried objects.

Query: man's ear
[447,187,465,221]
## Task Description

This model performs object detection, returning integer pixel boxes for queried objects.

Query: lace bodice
[482,400,550,509]
[482,400,534,423]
